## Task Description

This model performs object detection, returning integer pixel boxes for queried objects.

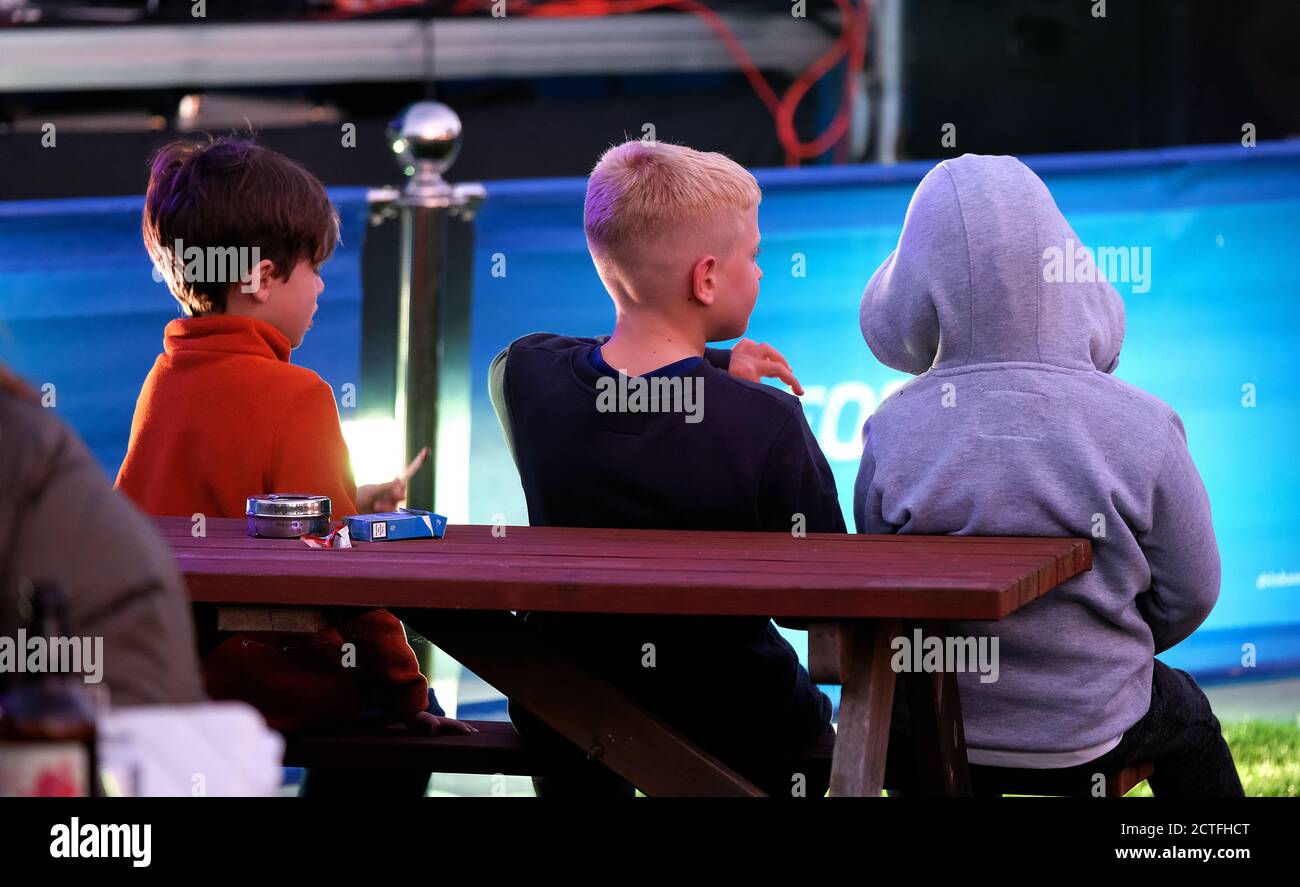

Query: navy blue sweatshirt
[491,333,844,754]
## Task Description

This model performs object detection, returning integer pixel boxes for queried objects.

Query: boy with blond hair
[490,140,842,797]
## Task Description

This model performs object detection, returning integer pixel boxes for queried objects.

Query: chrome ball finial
[389,102,463,195]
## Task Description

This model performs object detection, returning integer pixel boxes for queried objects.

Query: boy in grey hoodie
[856,154,1242,796]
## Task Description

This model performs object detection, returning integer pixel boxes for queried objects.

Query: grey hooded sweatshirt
[854,154,1220,759]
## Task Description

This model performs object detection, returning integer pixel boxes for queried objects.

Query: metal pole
[388,102,485,517]
[875,0,904,166]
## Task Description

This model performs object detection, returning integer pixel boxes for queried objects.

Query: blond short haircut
[584,141,760,271]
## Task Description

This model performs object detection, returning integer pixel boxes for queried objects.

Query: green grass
[1123,719,1300,797]
[425,719,1300,797]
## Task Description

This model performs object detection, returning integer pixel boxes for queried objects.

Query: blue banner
[3,141,1298,682]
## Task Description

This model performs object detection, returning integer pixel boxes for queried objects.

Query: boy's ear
[239,258,277,304]
[691,255,717,307]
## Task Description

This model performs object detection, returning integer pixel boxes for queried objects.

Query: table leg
[394,608,765,797]
[902,621,972,796]
[823,618,901,797]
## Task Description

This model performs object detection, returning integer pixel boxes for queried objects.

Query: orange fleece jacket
[115,315,429,732]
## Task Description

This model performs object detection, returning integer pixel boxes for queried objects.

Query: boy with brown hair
[116,136,471,796]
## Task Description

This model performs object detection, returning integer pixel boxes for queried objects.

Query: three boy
[119,134,1239,797]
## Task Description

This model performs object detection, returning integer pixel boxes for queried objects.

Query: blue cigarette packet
[346,507,447,542]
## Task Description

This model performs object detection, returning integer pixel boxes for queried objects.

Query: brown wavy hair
[143,136,339,316]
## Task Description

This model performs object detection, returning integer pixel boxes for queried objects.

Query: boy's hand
[728,339,804,396]
[356,479,405,514]
[403,711,479,736]
[355,447,429,513]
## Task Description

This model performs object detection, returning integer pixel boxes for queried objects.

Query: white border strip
[0,14,834,92]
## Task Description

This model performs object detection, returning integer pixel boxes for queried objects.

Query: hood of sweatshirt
[860,153,1126,375]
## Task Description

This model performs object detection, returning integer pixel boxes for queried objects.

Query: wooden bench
[282,720,1150,797]
[283,719,837,791]
[965,761,1154,798]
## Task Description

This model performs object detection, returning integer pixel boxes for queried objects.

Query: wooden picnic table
[157,516,1091,797]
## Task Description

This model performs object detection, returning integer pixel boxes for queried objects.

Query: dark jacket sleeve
[757,405,846,536]
[488,345,517,468]
[758,405,845,631]
[0,387,206,707]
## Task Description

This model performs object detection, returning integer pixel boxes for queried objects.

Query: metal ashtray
[246,494,332,538]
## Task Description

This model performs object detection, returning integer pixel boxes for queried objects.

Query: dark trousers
[1074,658,1244,796]
[297,687,445,798]
[886,658,1245,797]
[509,700,832,798]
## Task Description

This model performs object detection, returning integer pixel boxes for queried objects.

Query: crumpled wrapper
[301,521,352,550]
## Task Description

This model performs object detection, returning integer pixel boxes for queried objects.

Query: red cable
[325,0,871,166]
[517,0,871,166]
[780,0,869,160]
[318,0,430,21]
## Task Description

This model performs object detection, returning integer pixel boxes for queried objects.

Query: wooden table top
[157,517,1091,620]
